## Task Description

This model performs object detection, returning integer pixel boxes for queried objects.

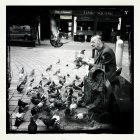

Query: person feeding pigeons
[83,35,117,84]
[81,35,117,121]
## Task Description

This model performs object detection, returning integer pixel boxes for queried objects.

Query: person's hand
[82,59,88,65]
[88,58,94,65]
[82,58,94,65]
[86,104,96,110]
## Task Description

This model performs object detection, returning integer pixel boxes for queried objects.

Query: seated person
[83,35,117,108]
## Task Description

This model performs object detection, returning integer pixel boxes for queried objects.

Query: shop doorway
[40,15,51,40]
[97,22,117,41]
[60,21,68,33]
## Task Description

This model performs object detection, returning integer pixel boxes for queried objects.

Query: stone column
[115,36,124,69]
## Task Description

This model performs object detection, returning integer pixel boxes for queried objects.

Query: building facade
[48,8,132,42]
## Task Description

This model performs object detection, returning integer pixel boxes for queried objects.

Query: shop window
[77,26,82,31]
[77,21,94,31]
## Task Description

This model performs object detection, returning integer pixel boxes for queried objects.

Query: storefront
[52,10,73,38]
[73,9,121,41]
[49,8,131,42]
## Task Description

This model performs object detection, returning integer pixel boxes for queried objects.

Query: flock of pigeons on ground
[13,50,92,133]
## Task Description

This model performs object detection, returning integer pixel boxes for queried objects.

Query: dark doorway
[60,20,68,33]
[97,22,117,41]
[40,14,51,40]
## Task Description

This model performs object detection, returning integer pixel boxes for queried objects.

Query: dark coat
[94,45,117,83]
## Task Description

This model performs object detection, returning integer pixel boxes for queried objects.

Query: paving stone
[9,87,17,90]
[17,122,30,131]
[11,112,17,119]
[9,101,18,106]
[10,96,21,101]
[37,126,46,131]
[8,95,13,99]
[11,118,16,126]
[9,105,17,111]
[21,97,31,103]
[9,110,14,116]
[8,40,131,132]
[28,103,34,111]
[36,119,46,127]
[12,92,24,97]
[24,110,32,121]
[8,88,16,92]
[10,125,18,131]
[9,91,14,95]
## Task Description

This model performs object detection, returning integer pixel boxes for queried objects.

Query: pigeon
[39,80,42,86]
[53,69,60,75]
[22,75,28,85]
[65,80,76,88]
[31,106,40,116]
[44,81,51,87]
[64,106,71,119]
[28,117,37,134]
[59,76,66,85]
[18,99,29,108]
[56,83,63,90]
[30,69,35,77]
[19,67,24,81]
[78,81,84,88]
[19,73,24,81]
[15,107,25,127]
[76,49,85,60]
[39,117,57,129]
[46,65,52,71]
[17,84,24,93]
[30,78,35,83]
[56,59,60,64]
[75,75,80,80]
[17,75,28,93]
[54,99,64,109]
[73,61,83,69]
[73,84,82,90]
[116,67,122,76]
[26,83,33,95]
[77,95,84,107]
[70,102,77,111]
[41,74,48,81]
[33,85,40,90]
[44,77,52,87]
[80,49,85,54]
[31,93,42,105]
[49,89,60,98]
[66,89,73,105]
[37,100,46,108]
[73,50,86,69]
[67,74,70,77]
[75,112,88,120]
[44,106,52,116]
[17,82,25,93]
[20,67,24,74]
[52,113,60,126]
[52,109,60,121]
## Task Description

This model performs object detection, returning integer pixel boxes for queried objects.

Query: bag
[84,64,112,105]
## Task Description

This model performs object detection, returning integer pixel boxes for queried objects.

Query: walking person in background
[110,28,116,43]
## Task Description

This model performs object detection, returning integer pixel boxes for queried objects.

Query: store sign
[54,10,72,14]
[77,16,94,21]
[60,15,72,19]
[74,10,115,16]
[83,10,96,15]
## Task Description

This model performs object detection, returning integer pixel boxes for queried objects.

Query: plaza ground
[8,39,132,132]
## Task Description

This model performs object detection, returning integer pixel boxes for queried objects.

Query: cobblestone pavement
[8,39,131,132]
